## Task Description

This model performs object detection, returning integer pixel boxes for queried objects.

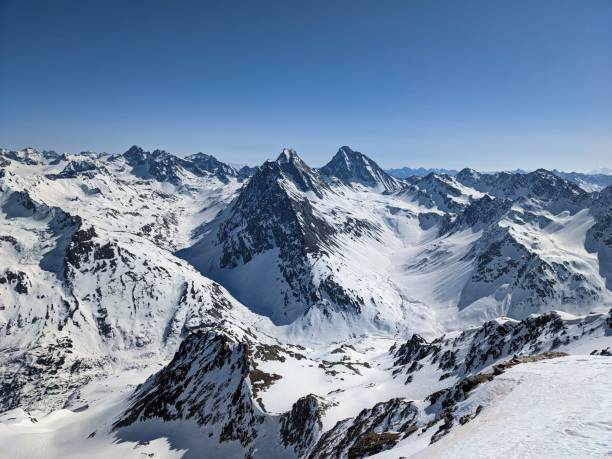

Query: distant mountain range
[386,166,612,191]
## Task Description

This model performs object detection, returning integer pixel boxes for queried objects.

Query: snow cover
[382,356,612,459]
[1,146,611,458]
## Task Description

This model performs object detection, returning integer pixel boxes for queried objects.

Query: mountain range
[386,166,612,192]
[0,145,610,459]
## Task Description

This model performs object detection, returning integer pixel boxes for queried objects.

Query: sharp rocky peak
[319,146,403,192]
[276,147,303,165]
[123,145,147,161]
[249,148,329,198]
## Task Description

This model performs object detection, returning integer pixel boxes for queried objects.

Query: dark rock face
[218,160,334,268]
[41,150,66,164]
[0,270,30,294]
[280,395,325,457]
[122,145,149,164]
[124,146,197,184]
[309,398,418,459]
[455,168,586,204]
[47,160,100,179]
[238,165,258,180]
[211,152,365,322]
[347,432,401,459]
[0,155,10,178]
[392,311,610,382]
[186,152,239,181]
[0,235,19,249]
[319,146,403,193]
[391,333,431,369]
[459,224,600,311]
[309,365,527,458]
[2,190,38,218]
[277,149,330,198]
[62,224,117,291]
[440,195,513,235]
[115,329,326,457]
[115,331,265,449]
[0,336,105,413]
[585,201,612,290]
[0,156,11,168]
[399,173,466,213]
[123,145,239,185]
[1,149,40,165]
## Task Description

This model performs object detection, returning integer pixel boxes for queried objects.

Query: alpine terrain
[0,145,610,459]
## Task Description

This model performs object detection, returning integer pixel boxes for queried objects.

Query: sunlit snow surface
[1,355,610,459]
[1,148,611,458]
[378,356,612,459]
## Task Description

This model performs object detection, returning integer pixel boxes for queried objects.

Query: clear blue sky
[1,0,611,171]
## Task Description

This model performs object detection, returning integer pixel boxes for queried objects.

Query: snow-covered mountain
[319,146,405,193]
[552,170,612,192]
[179,147,415,332]
[386,166,459,179]
[182,150,610,335]
[386,162,612,193]
[0,146,610,459]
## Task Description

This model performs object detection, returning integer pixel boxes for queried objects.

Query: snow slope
[384,355,612,459]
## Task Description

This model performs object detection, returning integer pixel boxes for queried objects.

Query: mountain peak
[267,149,327,197]
[319,146,403,192]
[454,166,586,203]
[124,145,145,156]
[456,168,481,181]
[337,145,357,156]
[335,145,369,166]
[277,148,302,165]
[190,152,216,161]
[123,146,199,184]
[187,152,238,179]
[532,168,556,178]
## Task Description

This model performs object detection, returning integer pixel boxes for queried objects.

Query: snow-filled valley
[0,145,610,458]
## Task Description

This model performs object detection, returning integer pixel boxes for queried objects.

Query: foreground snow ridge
[1,354,610,458]
[398,356,612,459]
[0,146,611,458]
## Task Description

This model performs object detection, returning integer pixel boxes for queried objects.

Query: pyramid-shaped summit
[270,148,328,197]
[319,146,403,192]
